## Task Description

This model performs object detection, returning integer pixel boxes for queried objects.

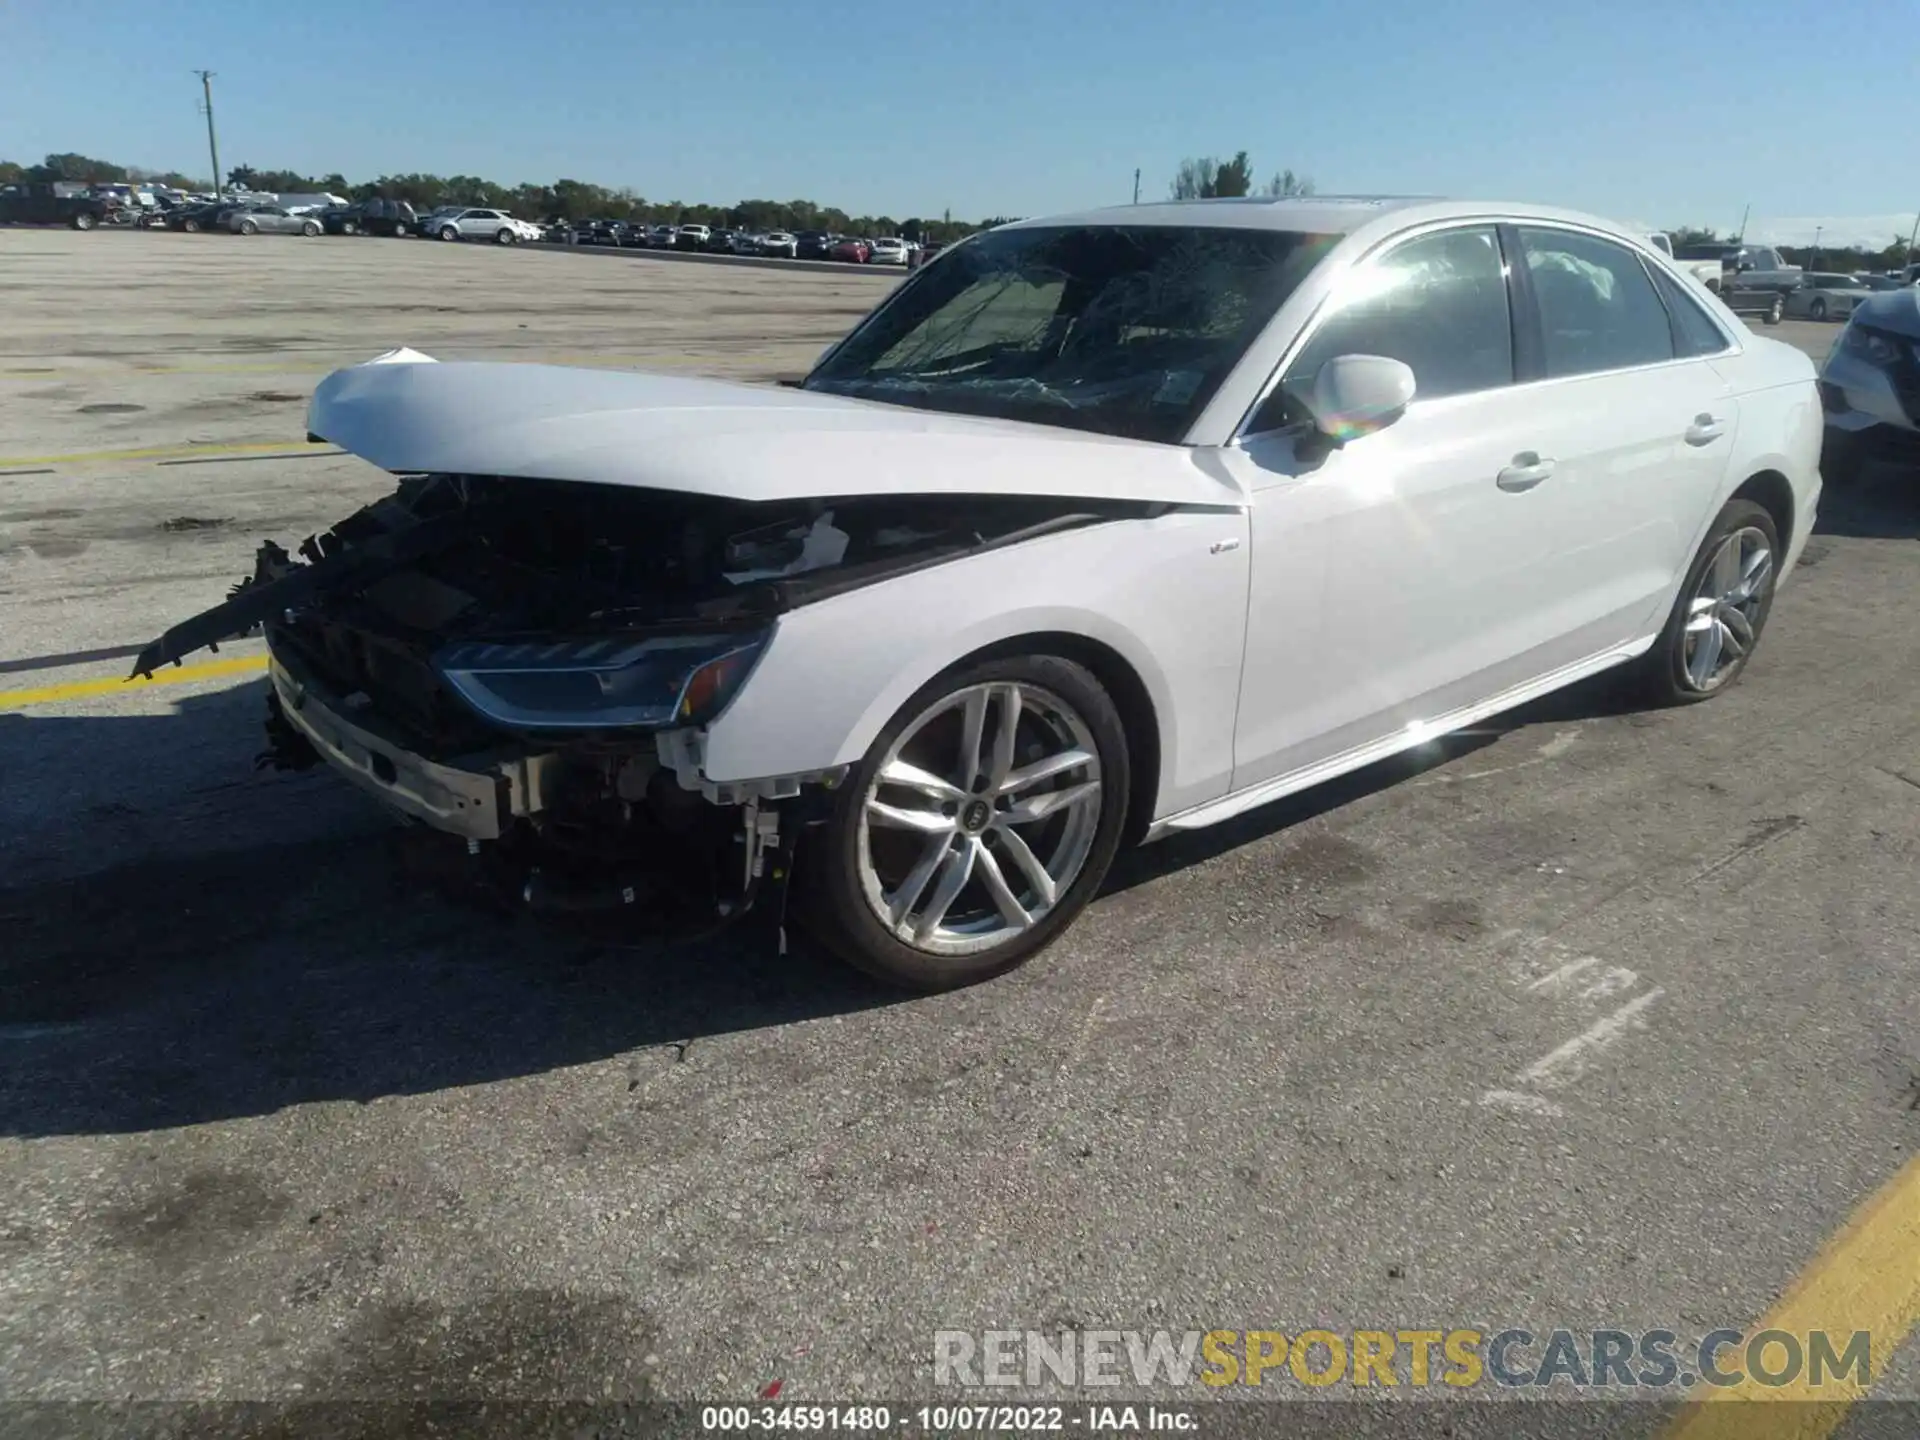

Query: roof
[1003,196,1438,236]
[997,197,1657,249]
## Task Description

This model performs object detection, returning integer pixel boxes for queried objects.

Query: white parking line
[1517,987,1666,1089]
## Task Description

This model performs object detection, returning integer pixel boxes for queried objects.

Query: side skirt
[1142,634,1658,841]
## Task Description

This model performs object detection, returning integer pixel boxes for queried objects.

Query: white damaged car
[136,198,1822,989]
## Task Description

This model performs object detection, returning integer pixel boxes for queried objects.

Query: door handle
[1496,452,1556,492]
[1685,415,1725,446]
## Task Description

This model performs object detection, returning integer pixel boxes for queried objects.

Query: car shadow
[1,666,1644,1139]
[0,685,900,1139]
[1104,669,1644,894]
[1812,463,1920,539]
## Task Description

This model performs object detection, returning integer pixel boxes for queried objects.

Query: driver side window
[1255,226,1513,430]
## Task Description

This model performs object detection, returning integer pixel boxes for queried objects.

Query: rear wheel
[1764,294,1784,325]
[71,211,96,231]
[1633,499,1779,705]
[438,224,458,241]
[803,654,1130,991]
[341,219,359,236]
[496,227,516,245]
[239,219,258,235]
[1808,296,1828,321]
[301,220,321,236]
[182,218,200,233]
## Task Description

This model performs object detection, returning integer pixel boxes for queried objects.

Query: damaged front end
[135,472,1121,938]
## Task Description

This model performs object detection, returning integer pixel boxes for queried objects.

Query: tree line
[0,152,1002,243]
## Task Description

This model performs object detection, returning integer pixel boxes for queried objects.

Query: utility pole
[1735,204,1750,242]
[1132,169,1141,205]
[1906,210,1919,270]
[195,70,221,195]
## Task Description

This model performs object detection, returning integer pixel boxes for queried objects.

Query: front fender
[699,507,1251,822]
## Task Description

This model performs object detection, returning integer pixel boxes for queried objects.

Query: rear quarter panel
[1707,338,1823,576]
[700,508,1253,821]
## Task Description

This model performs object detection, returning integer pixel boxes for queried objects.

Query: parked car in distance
[0,180,117,229]
[868,237,910,265]
[675,224,712,249]
[759,230,798,258]
[646,224,677,248]
[228,203,323,236]
[1786,273,1874,322]
[795,230,835,259]
[831,236,873,263]
[1674,241,1802,296]
[1852,274,1903,292]
[1820,288,1920,484]
[320,198,417,237]
[168,201,240,233]
[140,197,1822,991]
[433,208,543,244]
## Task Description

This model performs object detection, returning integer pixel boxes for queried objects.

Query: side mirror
[1736,260,1756,273]
[1304,354,1417,443]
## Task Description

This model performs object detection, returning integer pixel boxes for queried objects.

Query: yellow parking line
[0,439,335,468]
[0,655,266,710]
[1661,1152,1920,1439]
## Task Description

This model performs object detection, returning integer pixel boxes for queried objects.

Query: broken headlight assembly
[433,630,768,731]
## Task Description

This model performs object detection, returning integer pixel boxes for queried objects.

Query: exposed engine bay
[135,473,1144,938]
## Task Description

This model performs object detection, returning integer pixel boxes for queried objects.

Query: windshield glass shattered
[805,224,1335,443]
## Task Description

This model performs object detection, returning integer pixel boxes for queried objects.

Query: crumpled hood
[1851,289,1920,338]
[306,356,1242,508]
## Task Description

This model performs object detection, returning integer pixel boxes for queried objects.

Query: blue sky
[3,0,1914,245]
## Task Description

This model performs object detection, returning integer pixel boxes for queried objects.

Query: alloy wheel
[1682,526,1773,693]
[856,681,1103,956]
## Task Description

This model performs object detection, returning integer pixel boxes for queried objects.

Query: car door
[1506,225,1741,648]
[1220,223,1602,793]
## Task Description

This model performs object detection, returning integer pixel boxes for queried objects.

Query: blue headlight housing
[433,630,768,731]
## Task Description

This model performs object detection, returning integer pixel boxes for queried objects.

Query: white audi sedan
[137,198,1821,990]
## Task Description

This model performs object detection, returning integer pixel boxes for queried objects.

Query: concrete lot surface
[3,231,1920,1437]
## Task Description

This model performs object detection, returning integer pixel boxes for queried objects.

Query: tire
[496,228,516,245]
[390,224,407,238]
[801,653,1131,991]
[438,225,458,242]
[1808,297,1828,321]
[341,220,359,237]
[71,211,96,231]
[1632,499,1780,706]
[302,220,321,236]
[239,220,258,235]
[182,218,200,233]
[1764,295,1784,325]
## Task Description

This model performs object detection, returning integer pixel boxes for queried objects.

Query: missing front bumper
[270,652,516,839]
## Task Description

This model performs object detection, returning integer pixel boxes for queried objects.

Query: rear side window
[1285,225,1514,404]
[1648,266,1732,358]
[1519,227,1674,377]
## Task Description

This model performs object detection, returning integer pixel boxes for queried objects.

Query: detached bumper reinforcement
[270,654,505,839]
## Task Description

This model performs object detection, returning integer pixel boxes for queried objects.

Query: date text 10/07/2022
[699,1404,1197,1433]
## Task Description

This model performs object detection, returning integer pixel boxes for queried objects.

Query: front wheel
[1764,295,1784,325]
[1632,499,1779,706]
[302,220,321,236]
[341,220,359,236]
[182,218,200,233]
[239,220,258,235]
[496,228,516,245]
[71,211,96,231]
[802,654,1130,991]
[438,225,458,242]
[1808,297,1828,321]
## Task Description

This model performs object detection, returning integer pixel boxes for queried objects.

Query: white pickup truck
[1645,233,1725,289]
